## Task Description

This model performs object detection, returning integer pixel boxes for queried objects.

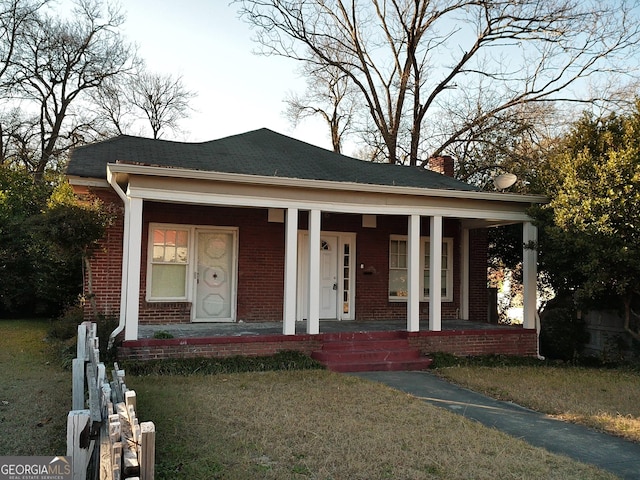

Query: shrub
[48,304,85,340]
[539,294,588,361]
[121,350,325,376]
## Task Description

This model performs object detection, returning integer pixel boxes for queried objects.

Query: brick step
[312,334,432,373]
[312,347,421,363]
[320,330,407,342]
[320,338,411,351]
[326,357,433,373]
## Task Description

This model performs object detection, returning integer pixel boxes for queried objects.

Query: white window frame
[389,235,454,302]
[146,223,193,302]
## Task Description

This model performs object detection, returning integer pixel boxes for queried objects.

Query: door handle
[333,283,337,290]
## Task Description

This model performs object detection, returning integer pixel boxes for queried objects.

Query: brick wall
[351,215,462,321]
[469,228,489,321]
[118,334,323,360]
[118,328,537,360]
[81,188,125,320]
[408,328,537,357]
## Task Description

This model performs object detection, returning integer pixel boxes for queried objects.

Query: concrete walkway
[353,371,640,480]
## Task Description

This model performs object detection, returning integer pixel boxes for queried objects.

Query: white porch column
[523,221,538,330]
[117,198,131,336]
[307,209,321,334]
[429,215,443,331]
[124,197,143,341]
[460,227,470,320]
[283,208,298,335]
[407,214,421,332]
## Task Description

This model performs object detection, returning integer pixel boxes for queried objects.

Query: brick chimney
[428,155,454,177]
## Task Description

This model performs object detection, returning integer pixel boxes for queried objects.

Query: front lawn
[128,369,616,479]
[0,319,620,479]
[0,319,70,455]
[435,363,640,443]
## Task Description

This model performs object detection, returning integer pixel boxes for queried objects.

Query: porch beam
[407,214,421,332]
[460,227,470,320]
[283,208,298,335]
[124,197,143,341]
[307,209,321,334]
[523,221,538,330]
[429,216,443,331]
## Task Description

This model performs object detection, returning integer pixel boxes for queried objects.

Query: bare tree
[236,0,640,166]
[128,72,196,140]
[285,63,359,154]
[0,0,48,159]
[5,0,136,179]
[88,76,134,137]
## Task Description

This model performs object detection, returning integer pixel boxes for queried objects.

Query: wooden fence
[67,321,155,480]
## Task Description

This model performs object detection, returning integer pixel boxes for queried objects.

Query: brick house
[66,129,544,365]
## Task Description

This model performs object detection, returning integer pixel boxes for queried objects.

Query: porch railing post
[522,221,538,330]
[307,209,321,334]
[283,207,298,335]
[429,215,443,331]
[407,214,421,332]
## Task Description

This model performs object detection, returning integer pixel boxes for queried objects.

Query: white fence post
[68,322,154,480]
[67,409,92,480]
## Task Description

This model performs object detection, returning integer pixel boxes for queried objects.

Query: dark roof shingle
[67,128,476,191]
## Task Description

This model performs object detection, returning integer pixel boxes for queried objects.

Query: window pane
[442,245,448,269]
[153,229,165,244]
[153,245,164,262]
[389,270,408,297]
[424,271,429,297]
[176,247,188,263]
[164,246,176,262]
[151,264,186,298]
[442,270,448,296]
[176,230,188,247]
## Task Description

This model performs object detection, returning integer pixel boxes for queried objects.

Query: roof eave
[105,162,547,205]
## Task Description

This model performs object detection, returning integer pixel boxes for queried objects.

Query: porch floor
[137,319,521,339]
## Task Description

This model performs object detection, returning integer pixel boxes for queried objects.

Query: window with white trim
[389,236,453,301]
[148,226,190,300]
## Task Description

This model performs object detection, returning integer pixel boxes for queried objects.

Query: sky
[120,1,331,149]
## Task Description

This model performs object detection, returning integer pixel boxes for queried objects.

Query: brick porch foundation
[118,328,537,361]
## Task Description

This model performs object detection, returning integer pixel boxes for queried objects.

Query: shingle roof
[67,128,477,191]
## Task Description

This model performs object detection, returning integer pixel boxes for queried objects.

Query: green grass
[0,319,70,455]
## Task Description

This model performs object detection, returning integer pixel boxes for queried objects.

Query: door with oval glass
[193,229,237,322]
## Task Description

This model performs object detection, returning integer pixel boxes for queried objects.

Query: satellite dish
[493,173,517,190]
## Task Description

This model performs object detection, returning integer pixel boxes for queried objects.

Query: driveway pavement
[353,371,640,480]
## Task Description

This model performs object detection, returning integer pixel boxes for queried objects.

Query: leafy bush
[121,350,325,376]
[429,352,546,368]
[48,304,85,340]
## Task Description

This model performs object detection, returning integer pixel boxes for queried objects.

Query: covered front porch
[136,318,520,338]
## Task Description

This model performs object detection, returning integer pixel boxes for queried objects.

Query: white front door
[193,230,236,322]
[319,236,339,319]
[298,233,339,320]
